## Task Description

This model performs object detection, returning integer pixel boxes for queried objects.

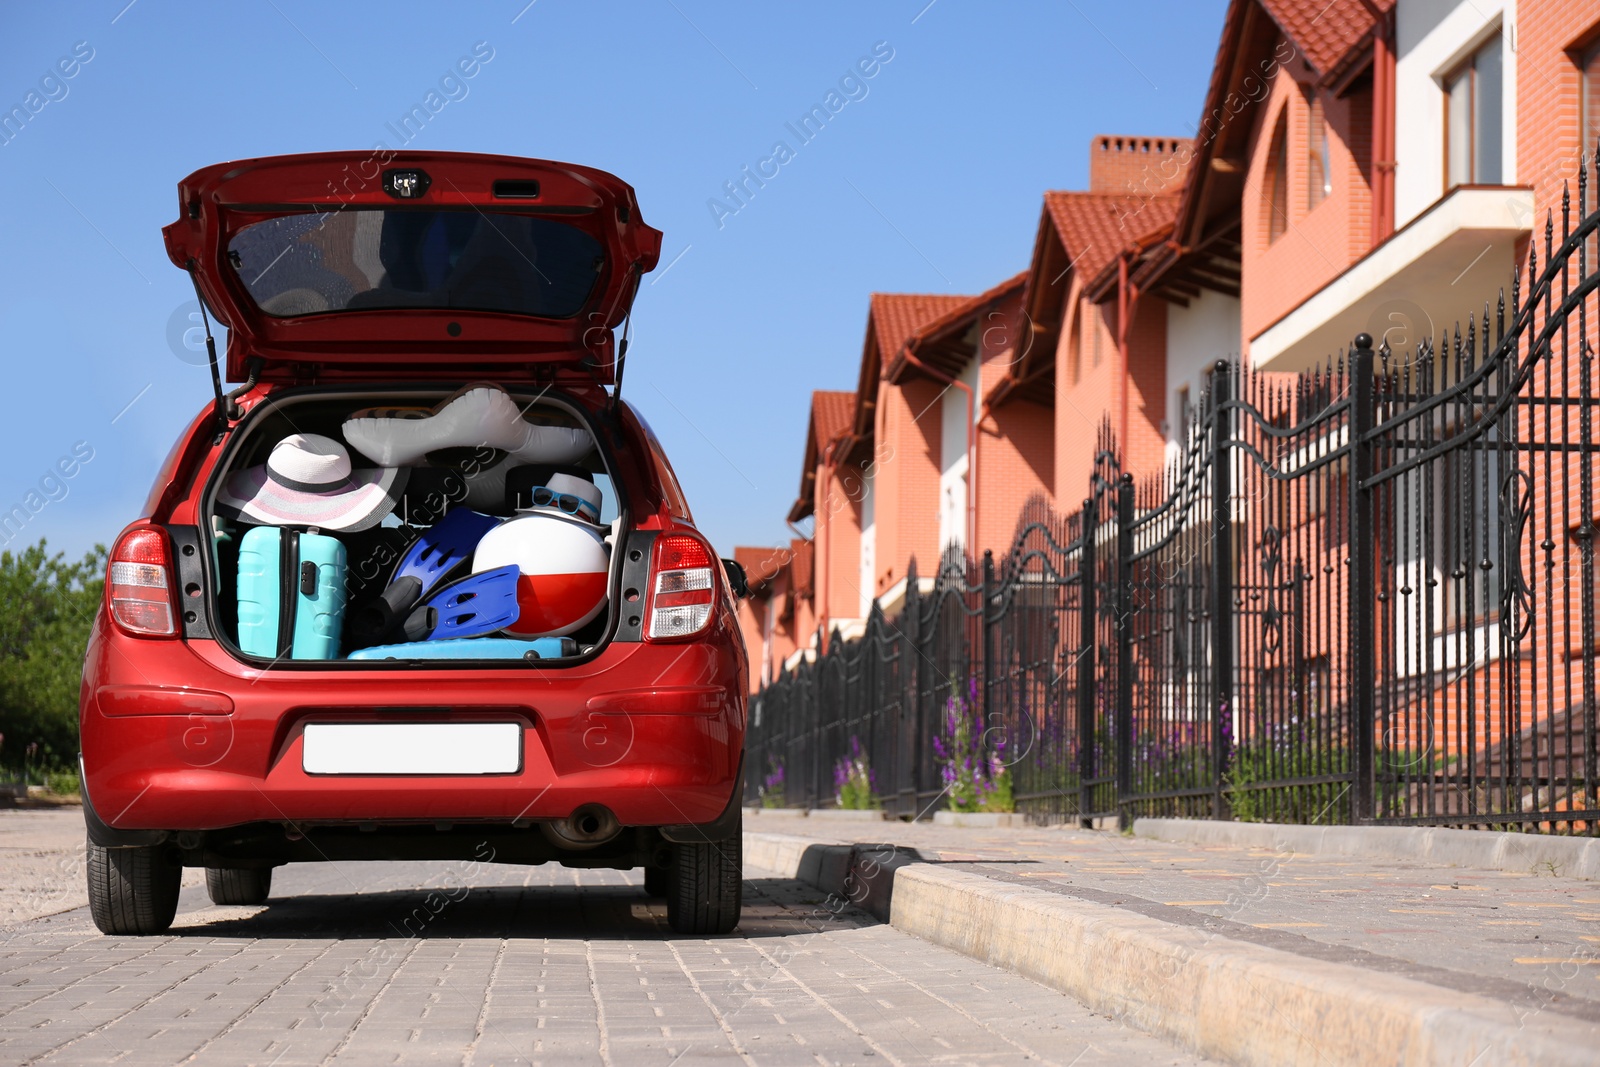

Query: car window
[227,209,604,319]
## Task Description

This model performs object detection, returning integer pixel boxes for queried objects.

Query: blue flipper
[350,508,501,643]
[400,565,522,641]
[393,508,502,597]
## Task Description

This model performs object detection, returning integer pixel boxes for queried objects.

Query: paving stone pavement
[749,814,1600,1030]
[0,811,1215,1066]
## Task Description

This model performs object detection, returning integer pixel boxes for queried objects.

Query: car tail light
[107,527,178,637]
[647,534,717,640]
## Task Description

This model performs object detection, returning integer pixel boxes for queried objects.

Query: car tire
[86,836,181,936]
[665,814,742,935]
[643,864,670,897]
[205,867,272,906]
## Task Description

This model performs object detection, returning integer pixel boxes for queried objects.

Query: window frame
[1580,37,1600,159]
[1307,94,1331,212]
[1266,108,1291,244]
[1442,33,1504,191]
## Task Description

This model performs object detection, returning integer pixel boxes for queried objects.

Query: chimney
[1088,134,1194,195]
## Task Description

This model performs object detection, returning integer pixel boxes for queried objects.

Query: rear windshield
[227,209,604,319]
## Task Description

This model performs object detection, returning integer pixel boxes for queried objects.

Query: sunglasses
[527,485,600,520]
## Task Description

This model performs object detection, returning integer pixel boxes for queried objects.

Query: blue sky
[0,0,1227,562]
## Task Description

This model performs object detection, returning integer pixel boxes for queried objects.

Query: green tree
[0,539,106,774]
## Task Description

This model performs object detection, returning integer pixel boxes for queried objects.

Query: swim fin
[349,508,501,643]
[393,508,502,596]
[400,564,523,642]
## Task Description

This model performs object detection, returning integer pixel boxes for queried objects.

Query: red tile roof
[886,272,1029,384]
[1043,192,1182,282]
[810,389,856,452]
[906,272,1029,351]
[1258,0,1391,79]
[733,545,790,591]
[789,390,857,523]
[869,293,973,364]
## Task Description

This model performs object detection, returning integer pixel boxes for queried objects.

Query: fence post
[1077,493,1099,827]
[1208,359,1234,820]
[1115,472,1136,828]
[1348,333,1377,823]
[902,558,920,815]
[982,549,995,745]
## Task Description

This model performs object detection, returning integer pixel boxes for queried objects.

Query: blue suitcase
[237,526,348,660]
[347,636,577,661]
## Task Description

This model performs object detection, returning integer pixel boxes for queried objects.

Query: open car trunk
[199,384,629,668]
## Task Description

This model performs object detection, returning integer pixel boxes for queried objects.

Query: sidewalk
[743,812,1600,1067]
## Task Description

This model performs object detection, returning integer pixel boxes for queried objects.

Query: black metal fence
[750,160,1600,832]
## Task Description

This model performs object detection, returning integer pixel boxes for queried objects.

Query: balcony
[1250,185,1533,371]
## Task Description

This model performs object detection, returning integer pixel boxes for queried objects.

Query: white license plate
[302,722,522,775]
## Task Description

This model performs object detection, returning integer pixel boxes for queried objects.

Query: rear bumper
[80,626,746,834]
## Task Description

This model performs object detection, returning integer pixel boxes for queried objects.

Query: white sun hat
[515,470,604,526]
[217,433,407,531]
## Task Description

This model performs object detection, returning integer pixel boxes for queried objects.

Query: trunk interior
[198,384,629,669]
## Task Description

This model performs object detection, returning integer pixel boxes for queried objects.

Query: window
[228,210,604,319]
[1067,309,1082,385]
[1266,110,1290,243]
[1091,312,1103,367]
[1581,39,1600,155]
[1444,34,1503,187]
[1307,96,1331,211]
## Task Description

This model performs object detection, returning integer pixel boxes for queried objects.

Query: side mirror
[721,558,750,600]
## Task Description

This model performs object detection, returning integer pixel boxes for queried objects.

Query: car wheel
[205,867,273,906]
[643,863,670,897]
[665,814,742,935]
[86,836,181,936]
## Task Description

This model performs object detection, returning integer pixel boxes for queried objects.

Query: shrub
[45,769,80,797]
[0,540,106,775]
[834,736,880,810]
[933,685,1015,813]
[758,756,785,809]
[1225,719,1350,825]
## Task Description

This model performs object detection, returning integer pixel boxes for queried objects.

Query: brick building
[731,545,795,694]
[784,390,860,651]
[760,0,1600,719]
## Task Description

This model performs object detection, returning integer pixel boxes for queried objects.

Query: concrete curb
[1134,817,1600,880]
[743,830,923,923]
[931,811,1023,828]
[745,829,1598,1067]
[803,808,888,821]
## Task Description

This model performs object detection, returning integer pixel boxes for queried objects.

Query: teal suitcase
[237,526,348,660]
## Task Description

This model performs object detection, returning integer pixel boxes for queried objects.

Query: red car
[79,152,749,936]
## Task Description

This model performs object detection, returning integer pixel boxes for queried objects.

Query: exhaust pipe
[540,804,621,850]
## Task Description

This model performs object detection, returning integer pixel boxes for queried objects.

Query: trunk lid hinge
[186,262,231,441]
[186,262,265,437]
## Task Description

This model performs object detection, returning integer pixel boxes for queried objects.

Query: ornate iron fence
[749,160,1600,832]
